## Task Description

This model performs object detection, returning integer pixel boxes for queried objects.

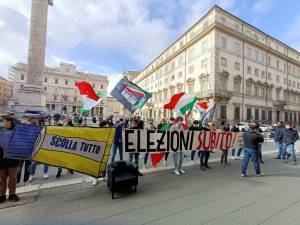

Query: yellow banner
[31,126,115,178]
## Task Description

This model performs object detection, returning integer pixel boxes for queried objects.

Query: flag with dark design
[110,77,152,112]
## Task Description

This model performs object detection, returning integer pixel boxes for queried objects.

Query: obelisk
[17,0,52,112]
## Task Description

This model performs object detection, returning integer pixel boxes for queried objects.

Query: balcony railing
[214,89,233,99]
[273,100,287,107]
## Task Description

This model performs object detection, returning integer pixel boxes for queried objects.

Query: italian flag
[124,84,145,97]
[75,81,104,112]
[164,92,200,116]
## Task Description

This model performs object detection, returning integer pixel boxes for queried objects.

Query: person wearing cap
[171,116,186,175]
[0,115,20,203]
[241,123,264,177]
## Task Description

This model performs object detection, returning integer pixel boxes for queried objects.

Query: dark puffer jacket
[282,128,299,145]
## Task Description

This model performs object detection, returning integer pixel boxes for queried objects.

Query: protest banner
[123,129,243,153]
[31,126,115,177]
[1,125,115,178]
[1,124,42,159]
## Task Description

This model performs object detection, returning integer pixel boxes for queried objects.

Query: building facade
[10,62,109,117]
[0,76,13,108]
[132,5,300,125]
[106,97,124,119]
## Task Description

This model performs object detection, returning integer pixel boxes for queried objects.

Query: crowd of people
[0,111,299,204]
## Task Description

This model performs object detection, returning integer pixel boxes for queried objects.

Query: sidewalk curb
[16,150,278,194]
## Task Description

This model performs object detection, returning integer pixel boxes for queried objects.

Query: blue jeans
[283,144,296,161]
[173,152,183,170]
[277,143,285,159]
[129,153,139,167]
[111,142,123,162]
[144,153,149,165]
[241,148,261,175]
[30,162,49,176]
[232,148,242,157]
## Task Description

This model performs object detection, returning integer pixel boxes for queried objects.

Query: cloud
[251,0,273,14]
[0,0,237,79]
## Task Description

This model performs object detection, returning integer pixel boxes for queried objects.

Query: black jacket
[189,125,200,131]
[282,128,299,145]
[230,125,240,132]
[223,125,230,132]
[243,131,264,151]
[199,126,210,131]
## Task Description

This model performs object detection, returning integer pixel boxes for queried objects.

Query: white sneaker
[28,175,33,182]
[43,173,49,179]
[142,165,147,171]
[231,156,235,160]
[163,160,168,167]
[190,160,195,164]
[174,170,180,175]
[92,178,98,186]
[180,169,186,174]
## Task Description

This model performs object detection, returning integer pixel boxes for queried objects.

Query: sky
[1,0,300,93]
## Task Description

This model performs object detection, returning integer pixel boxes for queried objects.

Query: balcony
[214,89,233,100]
[273,100,287,107]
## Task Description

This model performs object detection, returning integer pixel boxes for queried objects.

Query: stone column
[17,0,52,112]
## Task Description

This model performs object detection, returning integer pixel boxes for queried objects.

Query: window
[55,79,58,84]
[44,77,48,83]
[54,95,57,101]
[235,43,241,56]
[247,108,252,120]
[188,48,194,61]
[276,89,280,100]
[261,86,266,97]
[246,47,252,58]
[201,40,208,54]
[293,81,296,87]
[234,107,240,120]
[261,53,266,64]
[267,88,272,99]
[220,37,227,50]
[267,72,271,80]
[234,80,241,93]
[201,59,207,68]
[262,110,266,121]
[44,87,47,91]
[268,111,272,122]
[65,80,68,85]
[255,50,259,61]
[220,105,227,120]
[276,75,280,82]
[178,55,184,65]
[235,62,240,70]
[187,82,194,94]
[235,24,240,31]
[284,63,287,72]
[255,68,259,76]
[298,83,300,89]
[254,85,259,96]
[284,78,287,84]
[171,75,175,81]
[200,79,208,95]
[276,60,280,69]
[220,76,227,90]
[267,56,271,65]
[255,109,259,120]
[21,74,25,80]
[101,85,103,89]
[178,71,182,78]
[221,57,227,67]
[246,82,252,95]
[261,71,266,78]
[189,65,194,73]
[247,66,252,74]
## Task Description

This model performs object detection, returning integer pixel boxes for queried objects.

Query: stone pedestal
[16,85,47,112]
